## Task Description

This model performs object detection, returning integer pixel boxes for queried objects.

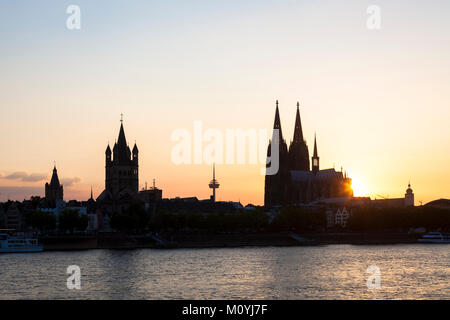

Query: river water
[0,244,448,299]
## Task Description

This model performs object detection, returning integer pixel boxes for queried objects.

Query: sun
[351,177,369,197]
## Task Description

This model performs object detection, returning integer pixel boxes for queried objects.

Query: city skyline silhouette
[1,1,450,205]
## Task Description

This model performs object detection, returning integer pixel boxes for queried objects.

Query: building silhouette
[45,165,63,205]
[97,117,139,213]
[265,100,353,207]
[405,182,414,207]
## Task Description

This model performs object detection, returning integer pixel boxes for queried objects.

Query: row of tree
[109,201,325,233]
[347,206,450,231]
[109,201,271,233]
[24,201,450,234]
[25,209,88,234]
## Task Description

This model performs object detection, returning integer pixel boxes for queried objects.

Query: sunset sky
[1,0,449,205]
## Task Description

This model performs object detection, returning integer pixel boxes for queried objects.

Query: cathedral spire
[293,102,304,143]
[312,133,319,174]
[273,100,283,141]
[288,101,310,171]
[313,133,318,157]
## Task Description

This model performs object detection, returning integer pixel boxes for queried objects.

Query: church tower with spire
[312,134,320,174]
[288,102,310,171]
[45,165,64,205]
[264,100,290,208]
[104,116,139,196]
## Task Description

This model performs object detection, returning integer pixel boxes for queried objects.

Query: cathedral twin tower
[267,100,318,174]
[265,100,352,208]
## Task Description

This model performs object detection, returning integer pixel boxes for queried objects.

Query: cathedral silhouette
[265,101,353,208]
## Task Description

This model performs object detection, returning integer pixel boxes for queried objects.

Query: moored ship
[418,232,450,244]
[0,233,43,253]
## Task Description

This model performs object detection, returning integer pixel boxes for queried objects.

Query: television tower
[209,163,220,202]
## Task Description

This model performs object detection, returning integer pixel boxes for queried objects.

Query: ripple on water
[0,244,448,299]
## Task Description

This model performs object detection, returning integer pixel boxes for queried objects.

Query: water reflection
[0,244,448,299]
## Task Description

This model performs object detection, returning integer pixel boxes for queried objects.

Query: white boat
[0,233,43,253]
[418,232,450,244]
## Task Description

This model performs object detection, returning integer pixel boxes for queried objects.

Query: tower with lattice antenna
[209,163,220,202]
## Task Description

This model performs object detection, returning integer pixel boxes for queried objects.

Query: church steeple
[293,102,304,143]
[273,100,284,141]
[132,141,139,164]
[115,115,132,164]
[104,115,139,196]
[105,143,112,166]
[265,100,290,208]
[313,133,318,157]
[312,133,319,174]
[117,122,127,149]
[50,165,61,187]
[45,164,64,204]
[288,101,310,171]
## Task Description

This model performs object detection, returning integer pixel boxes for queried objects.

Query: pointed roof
[115,119,132,163]
[105,143,111,154]
[293,102,304,143]
[313,133,318,157]
[50,166,61,187]
[273,100,284,141]
[132,142,138,153]
[117,122,127,148]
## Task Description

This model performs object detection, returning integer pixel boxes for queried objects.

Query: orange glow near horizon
[350,177,369,197]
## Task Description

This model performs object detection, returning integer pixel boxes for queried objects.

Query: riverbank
[39,232,421,251]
